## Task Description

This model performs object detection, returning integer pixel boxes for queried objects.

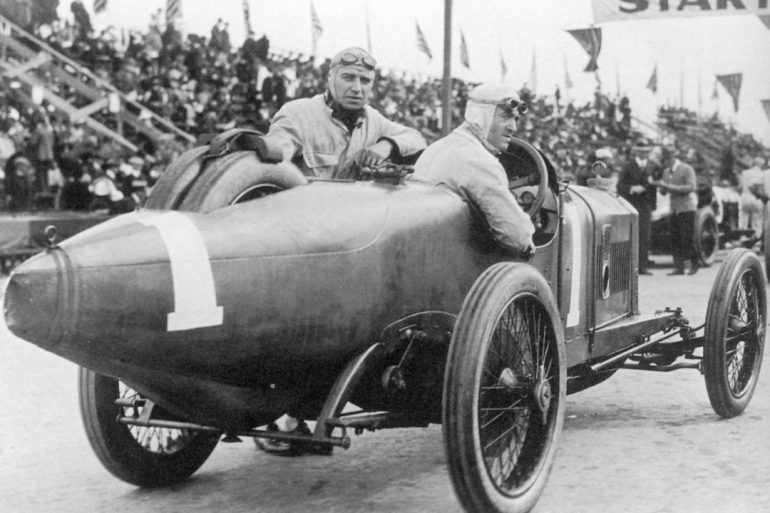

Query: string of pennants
[86,1,770,120]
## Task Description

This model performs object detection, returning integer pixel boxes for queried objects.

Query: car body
[4,131,765,513]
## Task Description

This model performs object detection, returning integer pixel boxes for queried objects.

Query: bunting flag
[760,15,770,31]
[460,31,470,69]
[564,54,573,89]
[761,99,770,123]
[416,21,432,60]
[242,0,253,36]
[500,48,508,82]
[646,65,657,93]
[567,27,602,72]
[530,50,537,93]
[311,2,323,54]
[166,0,182,24]
[93,0,107,14]
[716,73,743,112]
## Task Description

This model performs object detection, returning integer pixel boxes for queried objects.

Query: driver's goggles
[499,99,528,115]
[336,52,377,70]
[472,97,528,115]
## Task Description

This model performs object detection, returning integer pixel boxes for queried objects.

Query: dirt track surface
[1,251,769,513]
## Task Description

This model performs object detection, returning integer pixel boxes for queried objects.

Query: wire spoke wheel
[444,263,565,513]
[704,249,766,418]
[79,368,220,487]
[694,207,718,265]
[722,272,762,395]
[479,297,558,493]
[117,382,198,455]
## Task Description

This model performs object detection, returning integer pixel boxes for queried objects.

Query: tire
[78,368,220,487]
[145,146,209,210]
[694,207,719,266]
[443,263,566,513]
[178,151,307,213]
[703,249,766,418]
[763,205,770,280]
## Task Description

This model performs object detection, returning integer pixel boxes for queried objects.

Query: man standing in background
[654,145,699,275]
[617,138,657,275]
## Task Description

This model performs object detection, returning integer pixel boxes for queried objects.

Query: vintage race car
[4,129,767,513]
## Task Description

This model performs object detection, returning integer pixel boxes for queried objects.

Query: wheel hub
[534,374,552,424]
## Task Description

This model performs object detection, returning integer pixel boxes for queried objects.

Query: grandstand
[1,4,767,270]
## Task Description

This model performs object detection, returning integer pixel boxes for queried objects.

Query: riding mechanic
[263,46,426,179]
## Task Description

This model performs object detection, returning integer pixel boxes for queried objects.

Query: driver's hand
[522,240,536,260]
[353,140,393,168]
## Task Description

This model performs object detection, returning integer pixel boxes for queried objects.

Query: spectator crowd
[2,10,768,221]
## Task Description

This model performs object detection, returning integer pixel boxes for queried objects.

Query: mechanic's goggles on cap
[336,51,377,70]
[474,97,528,115]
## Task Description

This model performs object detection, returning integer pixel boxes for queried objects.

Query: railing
[0,14,195,152]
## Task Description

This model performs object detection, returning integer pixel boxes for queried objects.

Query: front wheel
[703,249,766,418]
[443,263,566,513]
[78,368,220,487]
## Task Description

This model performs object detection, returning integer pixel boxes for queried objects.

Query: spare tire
[145,146,209,210]
[178,151,308,213]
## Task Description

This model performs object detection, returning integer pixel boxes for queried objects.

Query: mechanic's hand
[353,140,393,168]
[629,185,646,195]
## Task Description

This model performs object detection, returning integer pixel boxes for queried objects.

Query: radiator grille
[610,240,631,294]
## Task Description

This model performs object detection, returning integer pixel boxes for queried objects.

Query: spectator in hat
[29,109,56,193]
[617,138,657,274]
[4,153,35,211]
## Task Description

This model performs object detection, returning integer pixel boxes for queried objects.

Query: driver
[412,83,535,256]
[263,46,426,179]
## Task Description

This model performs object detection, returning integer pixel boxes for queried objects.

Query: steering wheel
[504,139,549,221]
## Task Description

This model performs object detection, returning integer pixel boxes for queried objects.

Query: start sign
[592,0,770,22]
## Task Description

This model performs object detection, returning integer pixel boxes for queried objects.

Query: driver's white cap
[465,83,523,140]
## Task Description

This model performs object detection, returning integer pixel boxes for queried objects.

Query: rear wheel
[703,249,766,418]
[694,207,718,266]
[78,368,220,487]
[443,263,565,513]
[763,205,770,280]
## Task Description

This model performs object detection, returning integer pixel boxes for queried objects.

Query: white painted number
[141,212,223,331]
[564,202,582,327]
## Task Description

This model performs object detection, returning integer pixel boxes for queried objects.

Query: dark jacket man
[617,140,657,274]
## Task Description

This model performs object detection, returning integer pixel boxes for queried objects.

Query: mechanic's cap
[330,47,377,71]
[468,84,528,115]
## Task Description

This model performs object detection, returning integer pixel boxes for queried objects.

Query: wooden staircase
[0,15,194,153]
